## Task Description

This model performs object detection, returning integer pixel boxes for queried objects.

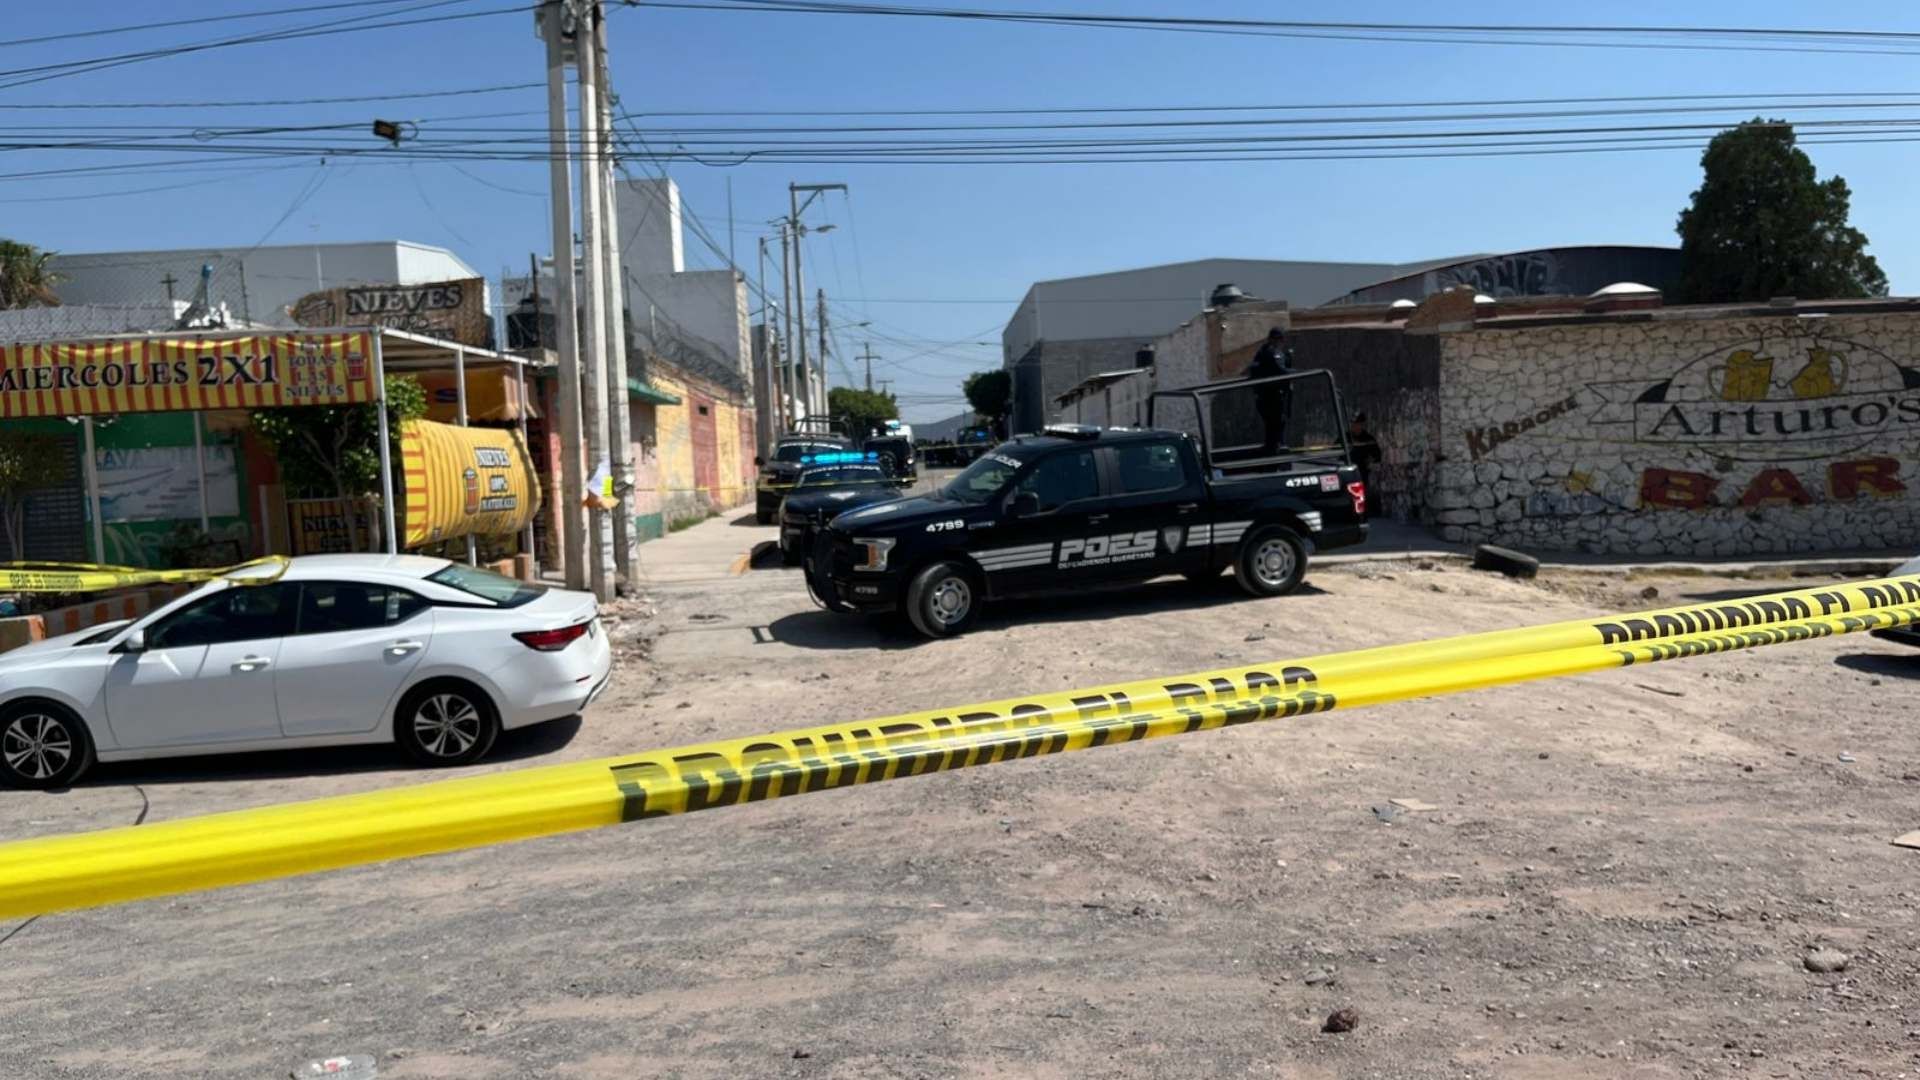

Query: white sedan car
[0,555,612,789]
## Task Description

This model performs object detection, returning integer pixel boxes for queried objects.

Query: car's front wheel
[395,681,500,767]
[0,700,94,789]
[906,560,980,638]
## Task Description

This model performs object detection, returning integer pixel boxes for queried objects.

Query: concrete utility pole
[576,0,615,602]
[592,4,636,587]
[787,181,846,418]
[858,342,879,393]
[757,235,784,442]
[540,0,588,589]
[778,222,797,422]
[816,288,830,413]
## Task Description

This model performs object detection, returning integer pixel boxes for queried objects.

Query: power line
[0,81,544,111]
[0,0,526,92]
[619,89,1920,119]
[0,0,441,49]
[641,2,1920,58]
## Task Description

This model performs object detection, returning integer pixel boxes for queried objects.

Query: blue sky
[7,1,1920,421]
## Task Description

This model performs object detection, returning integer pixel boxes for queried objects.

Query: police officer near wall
[1247,326,1294,455]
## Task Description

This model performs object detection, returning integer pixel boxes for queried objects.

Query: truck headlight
[853,537,895,572]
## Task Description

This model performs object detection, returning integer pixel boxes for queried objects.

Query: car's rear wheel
[0,700,94,790]
[395,680,500,767]
[1234,526,1308,598]
[906,560,979,638]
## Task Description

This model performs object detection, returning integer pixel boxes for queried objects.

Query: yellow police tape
[0,556,290,594]
[0,574,1915,919]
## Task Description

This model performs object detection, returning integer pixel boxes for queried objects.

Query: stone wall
[1431,310,1920,555]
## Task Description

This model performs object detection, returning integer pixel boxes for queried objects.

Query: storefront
[0,327,540,569]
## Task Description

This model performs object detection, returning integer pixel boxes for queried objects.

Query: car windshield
[427,563,547,607]
[798,466,886,488]
[943,451,1027,503]
[775,442,839,463]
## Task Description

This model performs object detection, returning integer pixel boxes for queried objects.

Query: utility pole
[576,0,615,602]
[858,341,879,393]
[160,273,178,305]
[816,287,830,414]
[539,0,587,590]
[591,4,635,587]
[778,222,797,422]
[757,235,784,441]
[787,181,846,418]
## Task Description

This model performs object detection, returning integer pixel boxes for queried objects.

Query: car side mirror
[754,455,764,466]
[118,628,147,653]
[1010,491,1041,517]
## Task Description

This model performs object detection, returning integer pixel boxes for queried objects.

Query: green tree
[251,376,426,547]
[828,386,899,441]
[963,369,1012,436]
[1676,120,1888,303]
[0,431,71,559]
[0,240,60,309]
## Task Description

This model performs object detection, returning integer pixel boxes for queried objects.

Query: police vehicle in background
[778,452,910,565]
[755,431,853,524]
[806,370,1368,638]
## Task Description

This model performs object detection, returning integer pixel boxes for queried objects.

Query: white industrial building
[1001,255,1469,432]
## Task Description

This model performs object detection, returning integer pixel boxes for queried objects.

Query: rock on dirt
[1803,949,1851,974]
[1322,1008,1360,1034]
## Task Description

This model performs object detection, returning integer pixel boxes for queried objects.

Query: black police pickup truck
[779,456,910,565]
[806,370,1368,638]
[756,432,853,523]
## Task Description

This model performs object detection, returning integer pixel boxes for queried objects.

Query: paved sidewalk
[633,507,771,586]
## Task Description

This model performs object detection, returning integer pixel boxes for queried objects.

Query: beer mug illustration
[1707,348,1773,402]
[463,466,481,515]
[1788,346,1848,400]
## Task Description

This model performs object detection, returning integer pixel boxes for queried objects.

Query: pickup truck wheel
[1234,526,1308,598]
[906,560,979,638]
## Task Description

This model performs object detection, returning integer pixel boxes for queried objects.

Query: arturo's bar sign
[0,333,377,418]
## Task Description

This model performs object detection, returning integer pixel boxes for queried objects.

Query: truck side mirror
[1009,491,1041,517]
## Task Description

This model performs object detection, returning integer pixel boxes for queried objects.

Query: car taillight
[513,621,590,651]
[1348,481,1367,516]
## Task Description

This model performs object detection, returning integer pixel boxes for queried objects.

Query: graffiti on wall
[1435,316,1920,554]
[1434,251,1568,298]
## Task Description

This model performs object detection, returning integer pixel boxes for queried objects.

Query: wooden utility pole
[858,342,879,393]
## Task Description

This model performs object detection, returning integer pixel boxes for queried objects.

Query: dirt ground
[3,520,1919,1080]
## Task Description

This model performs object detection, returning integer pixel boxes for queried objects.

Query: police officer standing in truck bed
[1247,326,1294,455]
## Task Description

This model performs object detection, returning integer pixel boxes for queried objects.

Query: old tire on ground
[0,699,94,789]
[906,560,980,639]
[395,680,501,768]
[1471,543,1539,579]
[1234,526,1308,598]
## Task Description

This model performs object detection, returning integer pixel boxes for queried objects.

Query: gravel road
[3,525,1918,1079]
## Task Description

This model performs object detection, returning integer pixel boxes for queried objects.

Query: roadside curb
[1322,548,1904,579]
